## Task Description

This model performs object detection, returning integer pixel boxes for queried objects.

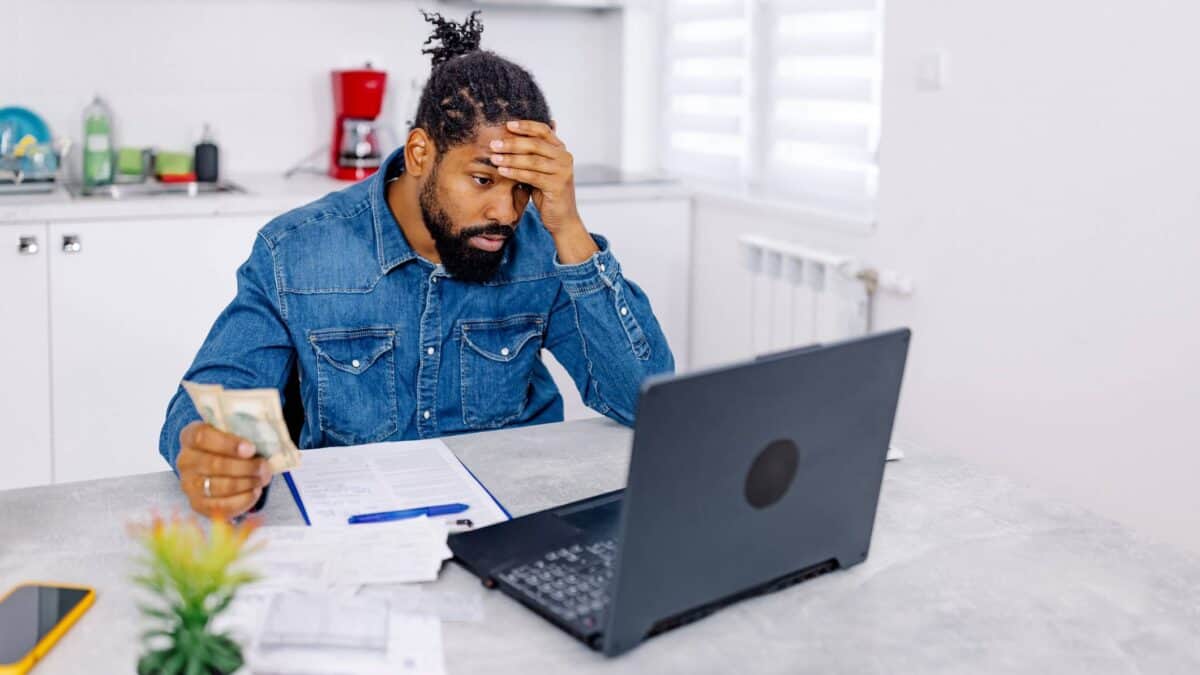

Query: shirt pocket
[308,326,398,445]
[459,314,546,429]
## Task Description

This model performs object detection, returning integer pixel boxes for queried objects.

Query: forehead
[442,125,515,165]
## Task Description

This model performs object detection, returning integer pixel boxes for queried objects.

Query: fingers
[188,474,262,499]
[491,152,558,175]
[504,119,564,146]
[190,487,262,520]
[178,447,269,481]
[497,166,558,189]
[489,136,562,162]
[180,421,256,459]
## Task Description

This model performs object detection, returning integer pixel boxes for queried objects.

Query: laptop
[449,328,911,656]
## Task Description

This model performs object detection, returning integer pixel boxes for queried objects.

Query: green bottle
[82,96,114,188]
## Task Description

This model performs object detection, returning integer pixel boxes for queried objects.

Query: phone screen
[0,585,91,665]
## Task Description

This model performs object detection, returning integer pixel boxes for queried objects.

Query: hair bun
[421,10,484,67]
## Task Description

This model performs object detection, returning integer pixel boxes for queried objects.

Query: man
[158,12,674,518]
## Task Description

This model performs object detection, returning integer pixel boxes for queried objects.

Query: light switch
[916,49,949,91]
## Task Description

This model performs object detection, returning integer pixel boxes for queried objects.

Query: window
[663,0,884,221]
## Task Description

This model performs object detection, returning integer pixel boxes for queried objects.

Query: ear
[404,128,436,177]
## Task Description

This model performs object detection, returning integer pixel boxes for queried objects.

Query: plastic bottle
[82,96,114,188]
[194,123,219,183]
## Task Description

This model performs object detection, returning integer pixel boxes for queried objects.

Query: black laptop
[449,328,911,656]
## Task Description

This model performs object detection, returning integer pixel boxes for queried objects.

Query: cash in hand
[182,381,302,473]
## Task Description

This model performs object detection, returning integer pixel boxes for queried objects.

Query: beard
[419,162,515,283]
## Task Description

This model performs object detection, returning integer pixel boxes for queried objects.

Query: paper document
[217,590,445,675]
[284,438,509,528]
[252,518,453,587]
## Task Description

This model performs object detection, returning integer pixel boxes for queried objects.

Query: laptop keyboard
[497,539,618,631]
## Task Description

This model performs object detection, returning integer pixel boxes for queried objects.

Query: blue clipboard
[282,450,511,527]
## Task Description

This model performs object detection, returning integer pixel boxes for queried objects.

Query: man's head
[405,11,552,282]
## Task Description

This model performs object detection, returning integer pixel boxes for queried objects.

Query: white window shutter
[663,0,884,221]
[664,0,750,179]
[764,0,883,220]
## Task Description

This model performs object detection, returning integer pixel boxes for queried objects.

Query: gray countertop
[2,418,1199,673]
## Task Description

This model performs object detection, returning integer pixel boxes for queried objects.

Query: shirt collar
[370,147,419,274]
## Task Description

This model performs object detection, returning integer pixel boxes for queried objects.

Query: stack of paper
[251,517,453,586]
[216,590,444,675]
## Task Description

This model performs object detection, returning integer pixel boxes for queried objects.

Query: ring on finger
[203,476,212,498]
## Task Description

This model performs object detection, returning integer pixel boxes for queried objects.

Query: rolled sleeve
[553,234,621,297]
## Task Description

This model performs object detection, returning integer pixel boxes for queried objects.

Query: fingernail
[507,121,519,130]
[491,154,504,164]
[238,441,255,457]
[498,167,511,175]
[490,139,503,150]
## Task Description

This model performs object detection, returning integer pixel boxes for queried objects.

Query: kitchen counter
[0,171,690,225]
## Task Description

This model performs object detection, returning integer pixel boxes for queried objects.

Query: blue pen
[347,502,470,525]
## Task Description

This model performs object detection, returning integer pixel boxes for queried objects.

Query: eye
[473,175,493,187]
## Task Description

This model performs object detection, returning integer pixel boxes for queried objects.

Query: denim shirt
[158,149,675,469]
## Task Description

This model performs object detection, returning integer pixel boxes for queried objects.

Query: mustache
[458,223,516,240]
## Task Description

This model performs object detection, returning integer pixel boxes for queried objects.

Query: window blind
[664,0,884,221]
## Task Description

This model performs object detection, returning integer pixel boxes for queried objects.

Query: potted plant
[130,515,260,675]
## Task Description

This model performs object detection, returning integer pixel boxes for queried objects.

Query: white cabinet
[47,216,264,482]
[544,197,692,420]
[0,224,53,489]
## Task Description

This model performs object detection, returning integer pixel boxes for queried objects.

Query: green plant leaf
[162,650,186,675]
[208,634,243,673]
[137,648,168,675]
[184,654,206,675]
[137,604,174,622]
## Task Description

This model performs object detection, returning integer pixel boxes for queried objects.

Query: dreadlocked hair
[413,10,551,153]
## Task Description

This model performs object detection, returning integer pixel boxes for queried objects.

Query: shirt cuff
[553,234,620,297]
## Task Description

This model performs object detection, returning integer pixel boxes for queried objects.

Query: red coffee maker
[330,67,388,181]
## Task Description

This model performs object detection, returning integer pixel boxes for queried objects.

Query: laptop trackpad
[554,493,624,540]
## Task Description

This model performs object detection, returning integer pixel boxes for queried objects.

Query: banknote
[182,381,301,473]
[182,381,227,430]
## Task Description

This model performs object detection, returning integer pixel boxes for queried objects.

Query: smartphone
[0,583,96,674]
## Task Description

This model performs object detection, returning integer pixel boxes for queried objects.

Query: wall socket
[916,49,949,91]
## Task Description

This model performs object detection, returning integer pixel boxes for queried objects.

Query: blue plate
[0,106,52,144]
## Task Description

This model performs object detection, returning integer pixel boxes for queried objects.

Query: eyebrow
[471,156,499,169]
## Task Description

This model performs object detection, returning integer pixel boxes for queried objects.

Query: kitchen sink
[66,180,247,199]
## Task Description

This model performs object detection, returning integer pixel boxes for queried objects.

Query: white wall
[690,0,1200,554]
[6,0,621,175]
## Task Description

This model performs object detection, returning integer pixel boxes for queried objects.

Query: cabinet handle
[62,235,82,254]
[17,236,40,255]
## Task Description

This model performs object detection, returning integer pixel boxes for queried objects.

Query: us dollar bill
[182,381,301,473]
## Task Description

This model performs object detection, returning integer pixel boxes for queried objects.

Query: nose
[483,189,521,226]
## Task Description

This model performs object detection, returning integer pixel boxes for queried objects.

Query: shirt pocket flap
[309,328,396,375]
[461,316,545,363]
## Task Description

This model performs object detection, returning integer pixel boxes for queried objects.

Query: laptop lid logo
[744,439,801,509]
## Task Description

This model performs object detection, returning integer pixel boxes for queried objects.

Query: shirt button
[423,410,431,420]
[426,347,435,356]
[351,359,361,368]
[500,347,510,356]
[620,307,628,316]
[598,263,606,272]
[431,277,438,284]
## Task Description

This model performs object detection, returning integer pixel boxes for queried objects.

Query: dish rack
[0,139,70,195]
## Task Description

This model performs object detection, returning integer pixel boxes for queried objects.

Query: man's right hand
[177,421,271,519]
